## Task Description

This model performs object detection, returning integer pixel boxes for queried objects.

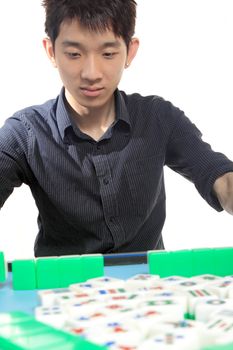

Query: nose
[80,56,103,82]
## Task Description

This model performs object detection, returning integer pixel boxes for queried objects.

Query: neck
[65,90,116,141]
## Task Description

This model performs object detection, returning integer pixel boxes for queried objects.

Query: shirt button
[96,144,101,150]
[109,217,115,223]
[103,178,109,185]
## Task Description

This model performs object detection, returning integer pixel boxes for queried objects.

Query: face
[43,20,139,113]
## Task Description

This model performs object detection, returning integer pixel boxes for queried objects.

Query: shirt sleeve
[164,100,233,211]
[0,115,31,208]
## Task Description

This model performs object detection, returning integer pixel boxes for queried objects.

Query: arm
[163,100,233,211]
[213,172,233,215]
[0,116,30,208]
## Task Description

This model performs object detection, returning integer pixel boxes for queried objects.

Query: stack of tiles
[36,274,233,349]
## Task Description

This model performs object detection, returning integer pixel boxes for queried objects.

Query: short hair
[42,0,137,48]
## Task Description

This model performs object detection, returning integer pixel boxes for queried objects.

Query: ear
[125,37,139,68]
[43,38,57,68]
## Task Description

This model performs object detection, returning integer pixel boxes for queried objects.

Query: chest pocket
[124,155,165,216]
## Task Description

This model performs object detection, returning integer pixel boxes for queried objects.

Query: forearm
[213,172,233,215]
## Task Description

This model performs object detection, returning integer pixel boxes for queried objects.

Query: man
[0,0,233,257]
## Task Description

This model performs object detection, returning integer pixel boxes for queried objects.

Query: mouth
[80,87,104,97]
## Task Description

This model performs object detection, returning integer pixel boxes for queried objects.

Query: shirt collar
[56,88,73,141]
[56,87,131,142]
[114,89,131,128]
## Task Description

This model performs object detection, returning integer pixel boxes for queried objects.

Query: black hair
[42,0,137,48]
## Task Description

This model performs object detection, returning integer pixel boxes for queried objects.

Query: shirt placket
[92,153,124,248]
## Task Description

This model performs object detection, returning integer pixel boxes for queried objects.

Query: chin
[78,96,109,108]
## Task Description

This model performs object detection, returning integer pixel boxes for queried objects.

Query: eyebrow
[61,40,121,50]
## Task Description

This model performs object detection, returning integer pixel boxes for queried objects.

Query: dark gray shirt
[1,89,233,257]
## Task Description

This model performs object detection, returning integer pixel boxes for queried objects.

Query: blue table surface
[0,263,148,315]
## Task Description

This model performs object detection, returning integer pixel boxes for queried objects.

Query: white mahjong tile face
[34,272,233,349]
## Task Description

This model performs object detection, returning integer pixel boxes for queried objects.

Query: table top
[0,262,148,315]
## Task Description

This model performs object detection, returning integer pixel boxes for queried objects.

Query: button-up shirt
[1,89,233,256]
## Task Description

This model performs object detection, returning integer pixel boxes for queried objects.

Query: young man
[0,0,233,257]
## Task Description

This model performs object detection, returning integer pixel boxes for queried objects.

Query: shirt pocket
[124,155,165,216]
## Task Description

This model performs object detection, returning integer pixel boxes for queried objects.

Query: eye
[103,52,117,59]
[65,52,81,59]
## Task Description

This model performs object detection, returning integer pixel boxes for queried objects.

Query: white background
[0,0,232,261]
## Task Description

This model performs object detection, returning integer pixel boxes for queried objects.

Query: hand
[213,172,233,215]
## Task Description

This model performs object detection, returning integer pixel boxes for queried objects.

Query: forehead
[56,19,125,48]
